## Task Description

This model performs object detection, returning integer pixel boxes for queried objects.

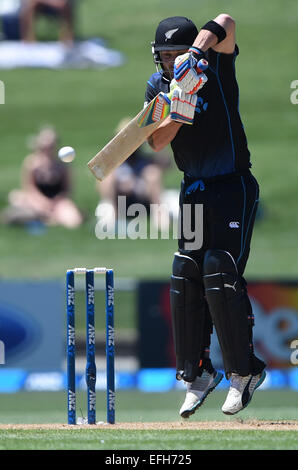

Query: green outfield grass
[0,0,297,280]
[0,390,297,449]
[0,428,297,451]
[1,390,298,424]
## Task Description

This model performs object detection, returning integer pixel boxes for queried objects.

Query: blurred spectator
[1,126,83,229]
[95,117,178,232]
[0,0,22,40]
[20,0,75,43]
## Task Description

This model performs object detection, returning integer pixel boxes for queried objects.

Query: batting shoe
[180,370,223,419]
[221,370,266,415]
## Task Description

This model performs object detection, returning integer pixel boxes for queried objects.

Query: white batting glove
[170,81,198,125]
[174,50,208,95]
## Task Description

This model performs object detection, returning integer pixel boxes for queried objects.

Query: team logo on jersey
[165,28,179,41]
[229,221,240,228]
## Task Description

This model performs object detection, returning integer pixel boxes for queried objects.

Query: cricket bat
[87,92,172,181]
[88,59,208,181]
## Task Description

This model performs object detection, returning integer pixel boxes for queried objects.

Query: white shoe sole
[180,371,224,419]
[222,370,266,416]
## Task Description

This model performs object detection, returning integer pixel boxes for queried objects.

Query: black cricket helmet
[152,16,198,71]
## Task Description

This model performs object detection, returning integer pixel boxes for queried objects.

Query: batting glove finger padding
[174,53,208,95]
[170,87,198,125]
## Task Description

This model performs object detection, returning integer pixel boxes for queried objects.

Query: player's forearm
[148,116,182,152]
[193,14,235,52]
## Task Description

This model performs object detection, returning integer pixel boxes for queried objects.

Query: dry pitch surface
[0,421,297,431]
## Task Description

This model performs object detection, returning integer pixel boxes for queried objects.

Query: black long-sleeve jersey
[145,46,251,179]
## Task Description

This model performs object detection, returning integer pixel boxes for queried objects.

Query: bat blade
[87,92,170,181]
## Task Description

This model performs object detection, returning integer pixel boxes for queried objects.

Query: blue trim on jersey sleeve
[146,72,165,95]
[215,53,236,171]
[148,72,163,85]
[146,72,163,101]
[147,80,156,90]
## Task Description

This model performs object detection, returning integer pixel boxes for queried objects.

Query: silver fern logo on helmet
[165,28,179,41]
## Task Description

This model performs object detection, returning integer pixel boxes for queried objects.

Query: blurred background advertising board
[138,281,298,371]
[0,281,63,371]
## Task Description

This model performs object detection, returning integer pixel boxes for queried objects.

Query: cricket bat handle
[196,58,208,74]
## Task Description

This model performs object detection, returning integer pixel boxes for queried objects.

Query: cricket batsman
[146,14,266,417]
